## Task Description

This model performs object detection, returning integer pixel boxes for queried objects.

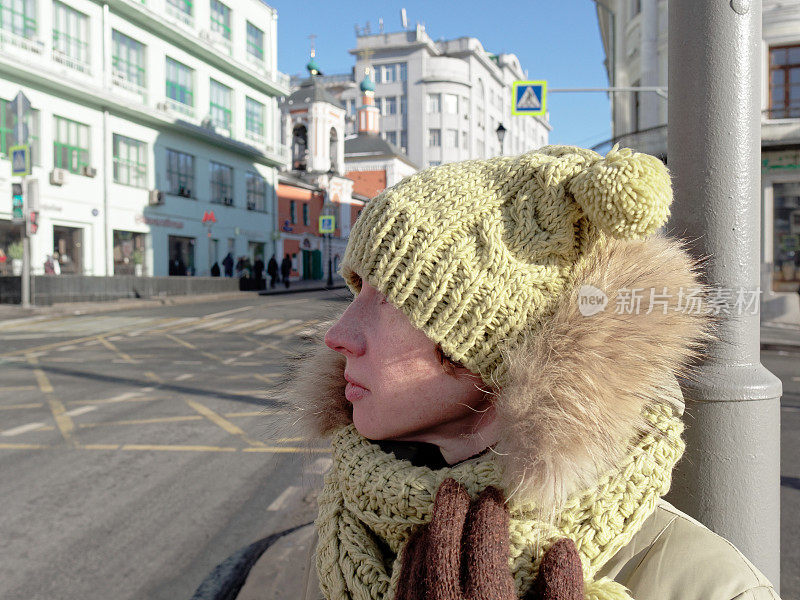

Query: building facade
[305,25,550,169]
[596,0,800,309]
[0,0,288,278]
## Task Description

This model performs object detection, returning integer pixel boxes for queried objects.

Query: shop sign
[762,150,800,170]
[135,214,184,229]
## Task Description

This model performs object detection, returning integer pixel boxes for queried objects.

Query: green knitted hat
[340,145,672,387]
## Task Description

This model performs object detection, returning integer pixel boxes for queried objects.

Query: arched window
[292,124,308,171]
[329,127,339,173]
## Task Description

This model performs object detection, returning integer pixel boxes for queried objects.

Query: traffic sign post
[10,91,33,308]
[512,81,547,116]
[319,215,336,234]
[10,145,31,177]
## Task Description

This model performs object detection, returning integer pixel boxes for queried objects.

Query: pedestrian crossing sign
[319,215,335,234]
[10,145,31,177]
[512,81,546,116]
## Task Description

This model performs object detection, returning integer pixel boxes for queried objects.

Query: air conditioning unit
[223,197,234,206]
[156,101,170,112]
[149,189,164,206]
[49,168,66,186]
[81,165,97,178]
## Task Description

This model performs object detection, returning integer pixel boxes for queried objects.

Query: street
[0,290,798,599]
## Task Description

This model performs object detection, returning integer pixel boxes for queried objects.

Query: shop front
[53,225,84,275]
[113,230,147,276]
[0,219,22,276]
[772,181,800,292]
[168,235,196,276]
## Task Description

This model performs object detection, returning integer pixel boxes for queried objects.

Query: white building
[0,0,288,278]
[309,24,551,169]
[595,0,800,318]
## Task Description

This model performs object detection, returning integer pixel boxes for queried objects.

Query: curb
[761,342,800,354]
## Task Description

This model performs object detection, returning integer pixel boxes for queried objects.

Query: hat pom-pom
[568,145,672,240]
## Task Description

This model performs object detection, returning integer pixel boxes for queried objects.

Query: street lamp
[325,168,335,287]
[496,122,507,155]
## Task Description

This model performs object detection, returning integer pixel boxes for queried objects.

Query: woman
[236,146,780,599]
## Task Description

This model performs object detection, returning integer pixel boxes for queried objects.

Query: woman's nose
[324,311,365,357]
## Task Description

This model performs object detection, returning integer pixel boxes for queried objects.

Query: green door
[312,249,323,280]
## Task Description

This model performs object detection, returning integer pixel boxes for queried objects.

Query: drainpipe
[666,0,782,590]
[102,4,110,276]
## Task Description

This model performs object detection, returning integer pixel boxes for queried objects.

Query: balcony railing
[111,71,148,103]
[159,97,195,119]
[165,3,194,28]
[52,49,92,75]
[0,28,44,55]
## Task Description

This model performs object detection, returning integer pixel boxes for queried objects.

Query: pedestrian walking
[280,254,292,289]
[267,255,279,289]
[210,262,220,277]
[222,252,234,278]
[253,255,265,290]
[230,147,781,599]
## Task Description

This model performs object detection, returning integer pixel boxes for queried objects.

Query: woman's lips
[345,381,369,402]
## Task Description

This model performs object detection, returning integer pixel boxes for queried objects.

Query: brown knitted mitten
[525,538,584,600]
[395,478,516,600]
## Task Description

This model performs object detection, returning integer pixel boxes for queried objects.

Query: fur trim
[286,235,716,508]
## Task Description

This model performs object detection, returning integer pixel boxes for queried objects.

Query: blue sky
[266,0,613,148]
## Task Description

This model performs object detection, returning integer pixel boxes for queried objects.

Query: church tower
[357,67,380,136]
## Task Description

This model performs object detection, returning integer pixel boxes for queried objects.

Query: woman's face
[324,276,494,449]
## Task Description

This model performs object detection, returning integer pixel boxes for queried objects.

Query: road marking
[278,322,315,337]
[225,410,285,417]
[255,374,277,384]
[79,415,203,428]
[185,399,265,447]
[121,444,238,452]
[56,345,78,352]
[172,318,235,334]
[221,318,278,333]
[2,422,45,436]
[0,386,37,392]
[28,355,76,446]
[65,406,97,417]
[127,317,197,337]
[205,306,255,319]
[83,444,120,450]
[144,372,163,384]
[97,336,137,364]
[305,457,333,475]
[166,334,196,350]
[0,402,44,410]
[253,319,302,336]
[165,333,225,363]
[175,373,192,381]
[242,446,331,454]
[0,442,47,449]
[267,486,301,511]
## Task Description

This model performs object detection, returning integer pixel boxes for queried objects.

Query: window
[443,94,459,114]
[462,96,470,119]
[112,30,146,88]
[210,0,231,40]
[477,79,485,129]
[246,171,266,211]
[428,128,441,147]
[446,128,458,148]
[1,100,40,164]
[290,200,296,224]
[428,161,441,167]
[400,95,407,114]
[385,131,397,145]
[209,80,232,132]
[246,22,264,62]
[113,134,147,188]
[210,161,233,204]
[302,203,309,226]
[167,0,192,15]
[166,149,194,197]
[166,57,194,113]
[53,115,89,174]
[245,97,264,139]
[630,0,641,18]
[348,99,356,115]
[382,64,396,83]
[385,97,397,115]
[400,130,407,153]
[462,131,468,151]
[375,97,383,115]
[769,45,800,119]
[52,1,89,70]
[1,0,36,39]
[399,63,407,82]
[427,94,441,113]
[631,78,640,132]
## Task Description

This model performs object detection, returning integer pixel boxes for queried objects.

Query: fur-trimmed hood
[287,234,715,508]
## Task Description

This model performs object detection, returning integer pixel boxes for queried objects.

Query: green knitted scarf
[315,402,685,600]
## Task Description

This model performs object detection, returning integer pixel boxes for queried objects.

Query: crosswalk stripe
[253,319,302,336]
[126,317,187,337]
[304,457,333,475]
[221,318,280,333]
[172,318,234,334]
[205,318,251,332]
[267,486,302,511]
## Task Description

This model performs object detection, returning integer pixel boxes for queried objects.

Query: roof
[286,76,344,109]
[344,134,418,169]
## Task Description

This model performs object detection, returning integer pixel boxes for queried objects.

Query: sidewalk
[0,278,348,321]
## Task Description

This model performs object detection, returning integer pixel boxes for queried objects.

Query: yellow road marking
[185,399,265,447]
[97,336,136,363]
[255,373,277,384]
[27,355,76,446]
[278,323,315,337]
[0,442,48,449]
[0,324,140,358]
[82,444,120,450]
[165,333,225,363]
[225,410,284,417]
[79,415,203,428]
[144,371,163,384]
[276,437,305,443]
[242,447,331,453]
[0,386,37,392]
[67,396,160,406]
[0,403,44,410]
[121,444,237,452]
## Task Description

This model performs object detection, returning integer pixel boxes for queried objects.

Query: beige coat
[236,234,780,599]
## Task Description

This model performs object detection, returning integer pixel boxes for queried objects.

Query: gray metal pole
[666,0,782,590]
[15,103,31,309]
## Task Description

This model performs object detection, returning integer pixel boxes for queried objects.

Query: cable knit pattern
[315,402,684,600]
[339,145,672,387]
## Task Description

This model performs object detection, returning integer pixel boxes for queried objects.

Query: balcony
[200,29,231,56]
[158,97,195,119]
[111,71,148,103]
[165,3,194,29]
[0,28,44,56]
[52,49,92,75]
[245,130,266,145]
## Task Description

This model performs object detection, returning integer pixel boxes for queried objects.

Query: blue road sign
[319,215,336,234]
[10,145,31,177]
[512,81,547,116]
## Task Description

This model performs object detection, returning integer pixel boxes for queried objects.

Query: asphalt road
[0,291,797,599]
[0,290,351,600]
